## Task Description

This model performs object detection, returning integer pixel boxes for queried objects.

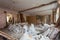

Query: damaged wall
[0,8,18,28]
[0,9,6,28]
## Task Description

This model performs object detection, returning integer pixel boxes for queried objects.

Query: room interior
[0,0,60,40]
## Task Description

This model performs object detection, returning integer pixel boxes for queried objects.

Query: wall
[0,8,18,28]
[0,9,6,28]
[26,16,37,24]
[7,13,19,24]
[26,15,49,24]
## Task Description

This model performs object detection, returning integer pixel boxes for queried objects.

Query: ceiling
[0,0,57,15]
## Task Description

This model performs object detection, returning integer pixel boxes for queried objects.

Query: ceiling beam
[20,1,57,12]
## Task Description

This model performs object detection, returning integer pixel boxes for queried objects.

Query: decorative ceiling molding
[20,1,57,12]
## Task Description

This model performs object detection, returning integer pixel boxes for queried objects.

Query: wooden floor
[0,28,16,40]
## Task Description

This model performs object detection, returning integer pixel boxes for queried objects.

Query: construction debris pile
[8,23,59,40]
